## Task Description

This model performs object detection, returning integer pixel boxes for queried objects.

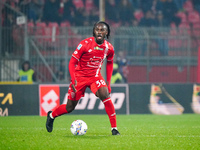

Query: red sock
[102,97,117,128]
[52,104,68,118]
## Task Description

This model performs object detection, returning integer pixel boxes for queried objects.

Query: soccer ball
[70,120,88,135]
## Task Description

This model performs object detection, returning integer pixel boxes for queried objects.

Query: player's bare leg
[96,86,120,135]
[46,99,78,132]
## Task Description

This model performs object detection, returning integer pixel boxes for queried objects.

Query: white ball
[70,120,88,135]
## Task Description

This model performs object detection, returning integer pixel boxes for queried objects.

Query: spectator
[155,11,169,27]
[155,11,169,56]
[139,10,157,27]
[121,60,129,83]
[129,0,140,8]
[192,0,200,13]
[19,0,31,18]
[62,0,76,23]
[116,51,129,82]
[118,0,135,26]
[56,59,66,81]
[1,12,15,56]
[29,0,43,23]
[162,0,181,26]
[111,63,123,84]
[74,7,86,26]
[131,18,139,27]
[2,0,19,19]
[42,0,60,24]
[140,0,154,13]
[151,0,163,14]
[88,7,99,25]
[105,0,119,23]
[174,0,187,11]
[18,61,36,82]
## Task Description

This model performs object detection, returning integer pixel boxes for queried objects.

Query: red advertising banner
[39,85,60,116]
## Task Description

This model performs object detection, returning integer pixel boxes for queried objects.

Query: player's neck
[95,39,105,45]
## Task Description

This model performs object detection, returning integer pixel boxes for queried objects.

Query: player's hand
[71,80,77,92]
[106,81,111,94]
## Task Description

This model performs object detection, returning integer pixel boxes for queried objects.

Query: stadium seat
[48,22,60,38]
[169,25,182,49]
[12,26,24,48]
[60,21,71,35]
[178,22,191,48]
[34,64,54,82]
[192,23,200,36]
[35,22,47,46]
[60,21,82,49]
[45,22,61,50]
[192,23,200,46]
[36,22,47,35]
[60,21,73,47]
[27,22,35,35]
[168,39,182,49]
[179,22,191,35]
[170,25,178,36]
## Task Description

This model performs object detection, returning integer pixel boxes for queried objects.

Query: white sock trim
[50,112,54,119]
[110,113,116,116]
[102,98,111,103]
[111,127,117,130]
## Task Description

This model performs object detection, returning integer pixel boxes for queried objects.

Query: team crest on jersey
[77,44,82,50]
[94,46,103,50]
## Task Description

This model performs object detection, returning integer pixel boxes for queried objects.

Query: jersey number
[96,80,106,87]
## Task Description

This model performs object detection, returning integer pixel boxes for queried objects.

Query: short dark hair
[22,61,31,71]
[93,21,110,39]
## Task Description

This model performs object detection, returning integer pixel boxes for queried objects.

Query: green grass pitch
[0,114,200,150]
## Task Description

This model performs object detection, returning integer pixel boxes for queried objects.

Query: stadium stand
[1,0,200,83]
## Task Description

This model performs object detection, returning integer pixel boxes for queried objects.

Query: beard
[95,35,105,44]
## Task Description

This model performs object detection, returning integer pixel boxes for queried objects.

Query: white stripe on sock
[103,98,111,103]
[111,113,116,116]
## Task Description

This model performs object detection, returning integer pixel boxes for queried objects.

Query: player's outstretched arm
[69,57,78,92]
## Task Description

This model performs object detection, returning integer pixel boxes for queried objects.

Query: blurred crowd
[2,0,200,27]
[1,0,200,82]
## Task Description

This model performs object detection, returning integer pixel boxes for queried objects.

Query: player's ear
[105,31,108,36]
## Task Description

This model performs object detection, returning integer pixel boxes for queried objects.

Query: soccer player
[46,21,120,135]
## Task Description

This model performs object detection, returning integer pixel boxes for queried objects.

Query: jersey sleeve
[107,44,114,61]
[72,41,85,60]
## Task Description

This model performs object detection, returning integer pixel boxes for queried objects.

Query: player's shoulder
[76,37,94,50]
[81,37,94,45]
[105,40,114,51]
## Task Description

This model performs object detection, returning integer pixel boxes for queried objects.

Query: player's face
[94,23,108,44]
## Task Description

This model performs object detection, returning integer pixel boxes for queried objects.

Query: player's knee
[97,87,109,100]
[66,104,75,113]
[99,93,109,101]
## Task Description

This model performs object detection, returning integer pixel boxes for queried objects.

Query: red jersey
[72,37,114,77]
